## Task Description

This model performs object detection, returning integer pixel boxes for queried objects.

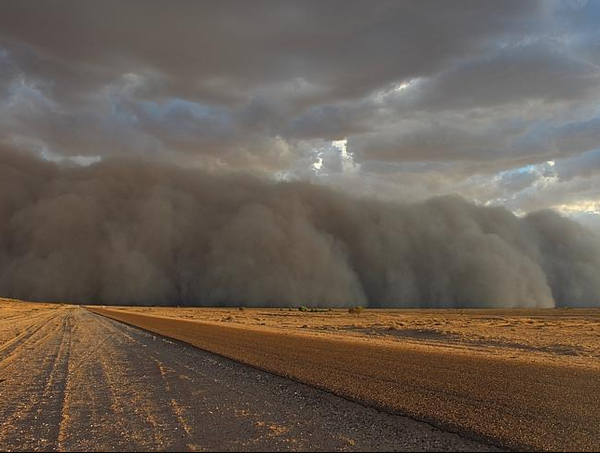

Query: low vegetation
[348,306,364,316]
[298,306,331,313]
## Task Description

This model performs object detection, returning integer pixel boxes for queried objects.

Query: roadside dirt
[92,306,600,451]
[107,306,600,369]
[0,301,497,452]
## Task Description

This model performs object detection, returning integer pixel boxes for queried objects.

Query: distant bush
[348,306,364,316]
[297,306,329,313]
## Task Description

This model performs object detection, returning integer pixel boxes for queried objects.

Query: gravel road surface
[0,307,495,452]
[91,307,600,452]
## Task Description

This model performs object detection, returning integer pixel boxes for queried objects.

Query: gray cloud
[0,1,598,169]
[551,148,600,181]
[398,43,600,112]
[0,1,541,104]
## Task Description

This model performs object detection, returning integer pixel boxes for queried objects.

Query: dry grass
[102,305,600,369]
[3,297,599,369]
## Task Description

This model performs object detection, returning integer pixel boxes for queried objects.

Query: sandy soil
[91,306,600,451]
[0,300,496,452]
[0,298,65,346]
[4,298,600,451]
[101,306,600,370]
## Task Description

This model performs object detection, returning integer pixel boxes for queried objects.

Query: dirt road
[91,307,600,452]
[0,306,494,452]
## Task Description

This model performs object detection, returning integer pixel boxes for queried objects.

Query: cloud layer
[0,1,599,219]
[1,148,599,307]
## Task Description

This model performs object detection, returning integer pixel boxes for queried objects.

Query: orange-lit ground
[3,298,600,451]
[101,305,600,369]
[92,305,600,451]
[0,299,496,452]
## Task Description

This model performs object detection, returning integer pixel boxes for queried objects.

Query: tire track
[0,310,62,367]
[0,309,73,451]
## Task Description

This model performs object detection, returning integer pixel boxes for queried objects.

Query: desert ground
[2,299,600,451]
[0,299,497,452]
[91,305,600,452]
[102,305,600,369]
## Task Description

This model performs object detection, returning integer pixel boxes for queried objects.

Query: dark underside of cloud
[1,148,599,308]
[1,0,600,219]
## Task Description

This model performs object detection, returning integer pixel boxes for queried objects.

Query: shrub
[348,306,364,316]
[299,306,308,312]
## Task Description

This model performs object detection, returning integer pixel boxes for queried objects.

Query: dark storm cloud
[0,1,597,167]
[397,43,600,112]
[556,149,600,181]
[0,0,599,253]
[0,49,19,100]
[0,0,540,105]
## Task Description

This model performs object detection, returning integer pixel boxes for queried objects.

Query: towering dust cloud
[1,148,599,308]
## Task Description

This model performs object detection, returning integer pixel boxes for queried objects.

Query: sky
[1,0,600,228]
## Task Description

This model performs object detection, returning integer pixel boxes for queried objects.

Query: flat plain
[91,305,600,451]
[2,298,600,451]
[100,305,600,369]
[0,299,497,452]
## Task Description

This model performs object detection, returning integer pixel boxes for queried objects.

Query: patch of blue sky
[516,164,537,174]
[498,164,539,179]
